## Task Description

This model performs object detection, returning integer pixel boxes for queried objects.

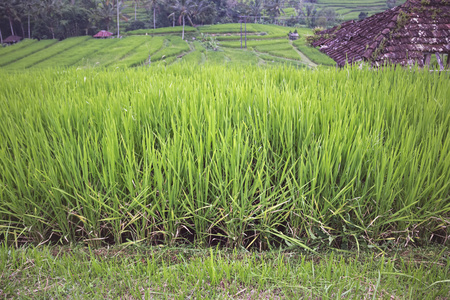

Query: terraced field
[0,24,335,70]
[119,0,407,31]
[319,0,407,20]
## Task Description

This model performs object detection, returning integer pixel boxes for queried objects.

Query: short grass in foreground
[1,244,448,299]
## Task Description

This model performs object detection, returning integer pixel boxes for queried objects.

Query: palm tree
[35,0,63,39]
[0,0,19,36]
[264,0,284,25]
[190,0,212,25]
[168,0,196,40]
[95,0,115,31]
[133,0,140,20]
[145,0,159,30]
[20,0,37,39]
[249,0,262,23]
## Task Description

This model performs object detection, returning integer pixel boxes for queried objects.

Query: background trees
[168,0,196,39]
[0,0,20,36]
[0,0,342,41]
[265,0,284,25]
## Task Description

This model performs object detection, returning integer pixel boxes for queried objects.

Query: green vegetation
[0,39,37,56]
[256,42,293,51]
[293,39,337,66]
[1,245,448,299]
[150,37,190,62]
[177,41,206,64]
[0,65,449,250]
[78,36,150,68]
[32,39,117,68]
[199,24,259,34]
[0,39,58,67]
[110,36,165,67]
[127,26,197,35]
[205,50,227,64]
[258,53,306,68]
[219,39,285,48]
[6,37,92,69]
[262,48,301,60]
[216,34,287,41]
[0,25,335,69]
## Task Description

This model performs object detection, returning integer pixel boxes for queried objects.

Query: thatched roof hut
[311,0,450,69]
[93,30,113,38]
[289,33,299,40]
[3,35,22,44]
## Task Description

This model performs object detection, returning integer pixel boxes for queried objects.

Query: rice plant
[0,64,448,250]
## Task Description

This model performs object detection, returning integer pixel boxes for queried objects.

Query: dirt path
[289,40,317,68]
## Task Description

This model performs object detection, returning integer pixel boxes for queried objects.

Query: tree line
[0,0,341,41]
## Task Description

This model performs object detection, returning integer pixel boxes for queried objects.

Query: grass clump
[0,65,449,250]
[293,38,337,66]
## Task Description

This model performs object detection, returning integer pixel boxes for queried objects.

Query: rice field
[292,39,336,66]
[0,24,332,69]
[7,37,92,69]
[0,39,58,67]
[0,65,448,249]
[127,26,197,35]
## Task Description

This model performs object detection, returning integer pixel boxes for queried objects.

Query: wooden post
[446,54,450,69]
[0,28,3,44]
[117,0,120,38]
[244,16,247,49]
[424,53,432,67]
[435,52,444,71]
[240,20,243,49]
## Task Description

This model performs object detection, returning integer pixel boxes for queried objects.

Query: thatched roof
[93,30,113,38]
[311,0,450,68]
[3,35,22,44]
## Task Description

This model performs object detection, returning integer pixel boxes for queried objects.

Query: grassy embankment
[1,244,448,299]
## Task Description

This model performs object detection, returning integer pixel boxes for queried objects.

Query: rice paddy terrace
[314,0,407,21]
[120,0,408,27]
[0,24,335,70]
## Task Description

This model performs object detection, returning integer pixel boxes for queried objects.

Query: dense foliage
[1,65,449,249]
[0,0,373,41]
